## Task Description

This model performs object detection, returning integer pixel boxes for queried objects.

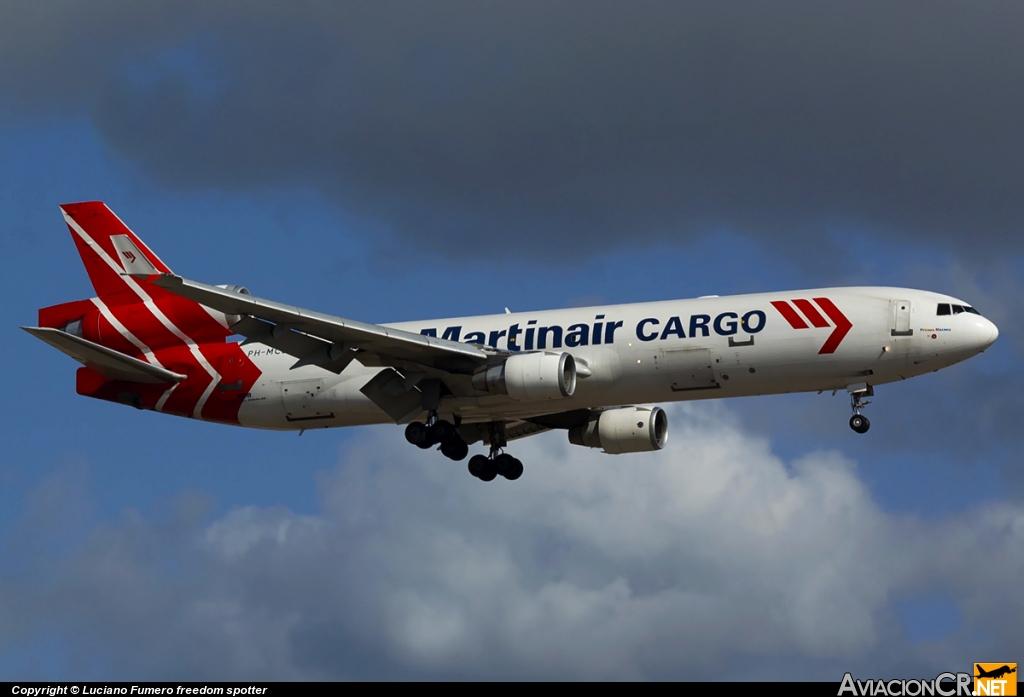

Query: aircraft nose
[977,318,999,350]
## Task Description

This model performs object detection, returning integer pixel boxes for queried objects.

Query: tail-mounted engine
[213,285,250,328]
[472,352,577,401]
[568,406,668,454]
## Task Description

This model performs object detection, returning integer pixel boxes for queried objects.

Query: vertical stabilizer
[60,201,172,298]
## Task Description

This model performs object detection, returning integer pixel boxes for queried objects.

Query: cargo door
[281,378,334,422]
[658,347,719,392]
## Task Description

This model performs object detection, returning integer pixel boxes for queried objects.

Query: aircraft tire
[493,453,514,476]
[430,420,456,443]
[405,421,429,446]
[503,458,524,481]
[441,438,469,461]
[849,415,870,434]
[468,454,489,478]
[477,461,498,481]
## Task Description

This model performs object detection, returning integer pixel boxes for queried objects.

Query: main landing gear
[405,416,469,461]
[848,383,872,434]
[406,416,524,481]
[467,421,522,482]
[467,451,523,482]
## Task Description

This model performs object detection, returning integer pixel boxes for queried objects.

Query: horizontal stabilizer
[21,326,186,384]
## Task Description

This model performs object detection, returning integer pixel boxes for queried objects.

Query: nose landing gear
[847,383,873,434]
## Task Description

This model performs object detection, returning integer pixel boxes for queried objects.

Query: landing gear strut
[847,383,872,434]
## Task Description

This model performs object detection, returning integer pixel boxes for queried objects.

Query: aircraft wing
[21,326,187,384]
[152,274,496,375]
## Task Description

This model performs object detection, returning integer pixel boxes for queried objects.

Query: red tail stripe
[792,298,830,328]
[52,202,263,425]
[770,300,809,329]
[813,297,853,354]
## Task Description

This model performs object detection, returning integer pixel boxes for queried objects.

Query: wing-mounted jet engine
[471,352,577,401]
[568,406,668,454]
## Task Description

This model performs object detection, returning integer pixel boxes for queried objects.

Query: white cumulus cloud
[2,402,1022,680]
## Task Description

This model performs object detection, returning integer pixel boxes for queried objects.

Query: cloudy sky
[2,1,1022,680]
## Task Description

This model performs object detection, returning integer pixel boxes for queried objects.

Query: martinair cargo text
[24,203,999,481]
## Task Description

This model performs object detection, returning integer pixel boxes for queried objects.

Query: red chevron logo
[770,298,852,354]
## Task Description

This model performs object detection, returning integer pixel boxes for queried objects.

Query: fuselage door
[891,300,913,337]
[659,347,719,392]
[281,378,334,421]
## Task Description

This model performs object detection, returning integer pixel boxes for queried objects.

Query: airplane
[23,202,999,482]
[976,665,1017,680]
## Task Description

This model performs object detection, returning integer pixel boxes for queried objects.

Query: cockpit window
[938,302,981,316]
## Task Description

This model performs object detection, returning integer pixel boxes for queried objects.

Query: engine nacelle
[215,285,250,296]
[472,352,576,401]
[568,406,668,454]
[214,285,251,328]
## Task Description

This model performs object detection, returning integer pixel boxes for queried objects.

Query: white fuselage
[232,286,998,430]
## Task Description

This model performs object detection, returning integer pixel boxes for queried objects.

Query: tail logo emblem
[770,298,852,354]
[122,250,137,264]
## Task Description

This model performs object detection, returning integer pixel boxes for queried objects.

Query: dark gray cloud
[2,2,1024,263]
[3,405,1024,680]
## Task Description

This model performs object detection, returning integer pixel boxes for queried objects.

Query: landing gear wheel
[405,421,429,447]
[503,458,524,481]
[493,453,515,477]
[441,438,469,461]
[477,460,498,481]
[468,454,498,481]
[430,420,455,443]
[850,414,870,434]
[468,454,488,478]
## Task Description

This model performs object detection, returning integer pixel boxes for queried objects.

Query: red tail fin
[61,201,172,300]
[48,202,234,350]
[32,202,262,424]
